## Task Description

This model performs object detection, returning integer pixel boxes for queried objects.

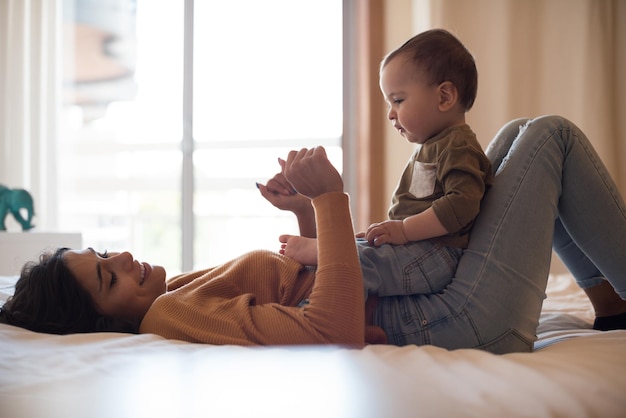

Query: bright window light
[58,0,342,274]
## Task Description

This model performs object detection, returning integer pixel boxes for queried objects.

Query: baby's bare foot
[279,234,319,266]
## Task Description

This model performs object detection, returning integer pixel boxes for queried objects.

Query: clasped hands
[257,147,343,209]
[257,146,407,248]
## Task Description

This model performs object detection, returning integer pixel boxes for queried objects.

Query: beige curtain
[413,0,626,191]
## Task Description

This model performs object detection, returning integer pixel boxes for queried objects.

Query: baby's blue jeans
[358,239,462,298]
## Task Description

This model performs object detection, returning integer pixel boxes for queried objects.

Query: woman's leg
[553,219,626,328]
[553,121,626,297]
[375,116,626,352]
[470,116,626,343]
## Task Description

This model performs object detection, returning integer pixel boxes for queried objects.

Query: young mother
[1,147,381,346]
[2,116,626,352]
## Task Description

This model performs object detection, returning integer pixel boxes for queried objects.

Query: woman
[2,116,626,352]
[1,147,382,346]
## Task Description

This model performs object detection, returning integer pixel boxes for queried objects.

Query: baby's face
[380,56,445,144]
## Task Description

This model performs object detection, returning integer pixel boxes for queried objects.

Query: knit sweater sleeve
[246,192,365,346]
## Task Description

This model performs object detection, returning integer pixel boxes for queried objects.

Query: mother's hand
[283,147,343,199]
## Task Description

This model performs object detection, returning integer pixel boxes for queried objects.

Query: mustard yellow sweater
[140,193,384,347]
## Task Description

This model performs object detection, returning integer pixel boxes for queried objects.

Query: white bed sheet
[1,274,625,418]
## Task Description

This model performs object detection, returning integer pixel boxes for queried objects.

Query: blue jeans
[358,239,462,298]
[374,116,626,353]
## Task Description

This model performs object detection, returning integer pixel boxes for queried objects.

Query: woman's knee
[486,117,531,172]
[487,115,579,171]
[521,115,582,143]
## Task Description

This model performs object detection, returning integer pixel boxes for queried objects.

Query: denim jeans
[358,239,462,298]
[374,115,626,353]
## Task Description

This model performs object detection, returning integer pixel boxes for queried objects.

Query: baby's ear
[438,81,459,111]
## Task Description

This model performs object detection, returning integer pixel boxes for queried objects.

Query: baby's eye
[97,250,109,258]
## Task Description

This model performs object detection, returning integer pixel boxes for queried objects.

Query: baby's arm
[363,207,448,246]
[401,207,448,240]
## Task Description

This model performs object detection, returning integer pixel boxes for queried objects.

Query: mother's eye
[110,273,118,288]
[97,250,109,258]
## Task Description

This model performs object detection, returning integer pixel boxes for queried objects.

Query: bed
[1,272,625,418]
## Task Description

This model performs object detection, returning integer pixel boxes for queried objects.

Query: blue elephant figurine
[0,184,35,231]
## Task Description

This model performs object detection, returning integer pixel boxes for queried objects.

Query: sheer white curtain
[0,0,60,230]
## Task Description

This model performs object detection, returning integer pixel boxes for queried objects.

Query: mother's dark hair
[0,248,137,334]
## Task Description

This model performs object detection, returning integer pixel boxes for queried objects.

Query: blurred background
[1,0,624,275]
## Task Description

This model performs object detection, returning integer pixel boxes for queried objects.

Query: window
[59,0,343,274]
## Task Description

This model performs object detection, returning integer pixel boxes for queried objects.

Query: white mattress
[1,273,625,418]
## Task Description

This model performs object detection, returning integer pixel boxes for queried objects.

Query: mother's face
[64,248,167,322]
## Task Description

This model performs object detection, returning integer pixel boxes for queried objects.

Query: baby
[268,29,493,298]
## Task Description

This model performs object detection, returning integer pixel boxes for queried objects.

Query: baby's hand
[265,160,295,195]
[365,220,409,246]
[257,169,310,213]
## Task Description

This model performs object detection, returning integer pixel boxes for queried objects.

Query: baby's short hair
[382,29,478,111]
